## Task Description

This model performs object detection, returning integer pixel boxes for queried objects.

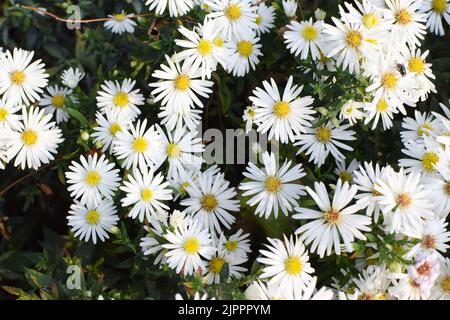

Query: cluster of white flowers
[1,0,450,300]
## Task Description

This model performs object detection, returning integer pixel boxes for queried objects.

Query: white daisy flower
[334,158,360,183]
[294,121,356,167]
[249,76,316,143]
[284,18,325,60]
[65,153,120,207]
[162,219,216,276]
[401,110,441,143]
[400,48,436,102]
[225,32,262,77]
[0,48,49,105]
[341,0,392,32]
[175,292,214,300]
[61,67,84,89]
[91,110,132,153]
[408,252,440,289]
[365,52,417,114]
[146,0,194,17]
[363,96,398,130]
[350,264,393,300]
[181,169,240,236]
[96,79,144,121]
[420,0,450,36]
[239,151,306,219]
[407,218,450,259]
[293,180,372,257]
[204,0,257,39]
[120,167,173,223]
[2,106,63,170]
[254,3,275,35]
[322,17,380,75]
[399,139,440,177]
[374,167,434,237]
[175,18,229,79]
[0,96,22,129]
[389,274,431,300]
[104,11,137,34]
[113,119,165,172]
[158,126,204,179]
[353,161,391,221]
[158,104,202,132]
[339,100,365,126]
[150,55,214,110]
[40,85,75,124]
[204,251,247,284]
[430,258,450,299]
[384,0,427,48]
[245,276,334,300]
[217,229,251,261]
[282,0,298,18]
[257,235,315,298]
[243,105,256,134]
[67,199,119,245]
[140,229,167,266]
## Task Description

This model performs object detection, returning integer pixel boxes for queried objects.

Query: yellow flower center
[166,143,181,158]
[141,189,153,202]
[214,37,224,48]
[183,237,200,254]
[201,194,218,211]
[209,257,225,274]
[324,209,341,224]
[422,234,436,249]
[408,57,425,74]
[445,181,450,195]
[85,171,102,186]
[225,4,242,21]
[198,39,213,56]
[113,92,129,108]
[21,129,38,146]
[432,0,448,13]
[179,182,190,195]
[225,240,239,251]
[255,15,262,25]
[381,72,398,90]
[397,192,412,208]
[85,210,101,225]
[52,95,65,108]
[340,171,353,183]
[346,30,362,48]
[315,127,332,142]
[377,99,389,112]
[237,41,253,57]
[132,137,149,153]
[114,13,127,21]
[174,74,191,91]
[421,151,439,172]
[396,9,412,25]
[363,13,379,29]
[109,122,122,136]
[418,123,433,136]
[302,26,318,40]
[273,101,291,118]
[284,256,302,275]
[265,176,282,193]
[441,276,450,292]
[0,108,9,121]
[10,71,26,85]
